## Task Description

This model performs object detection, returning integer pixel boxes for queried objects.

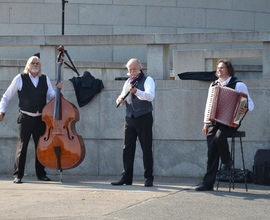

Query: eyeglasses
[30,62,40,65]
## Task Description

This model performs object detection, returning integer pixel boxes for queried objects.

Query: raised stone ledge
[0,31,270,47]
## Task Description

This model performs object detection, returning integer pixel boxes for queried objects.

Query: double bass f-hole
[63,125,75,140]
[43,127,53,141]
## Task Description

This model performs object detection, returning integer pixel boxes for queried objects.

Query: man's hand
[202,124,209,135]
[117,97,125,105]
[239,106,248,114]
[0,112,5,122]
[129,87,137,94]
[56,82,62,89]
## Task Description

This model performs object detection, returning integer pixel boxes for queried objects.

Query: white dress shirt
[117,76,155,105]
[0,73,56,116]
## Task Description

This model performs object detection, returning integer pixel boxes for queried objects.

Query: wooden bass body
[37,93,85,170]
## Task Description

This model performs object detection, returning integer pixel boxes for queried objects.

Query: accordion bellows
[205,86,248,127]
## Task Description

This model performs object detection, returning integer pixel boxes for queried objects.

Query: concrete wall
[0,76,268,178]
[0,32,269,178]
[0,0,270,63]
[173,48,263,79]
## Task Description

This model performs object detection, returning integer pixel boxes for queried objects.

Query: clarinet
[116,81,138,108]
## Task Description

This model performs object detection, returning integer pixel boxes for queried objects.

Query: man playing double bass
[0,56,61,184]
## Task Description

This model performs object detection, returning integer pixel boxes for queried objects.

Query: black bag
[217,169,254,183]
[253,149,270,185]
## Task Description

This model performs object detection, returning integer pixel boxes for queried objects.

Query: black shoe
[111,179,132,186]
[37,176,51,181]
[195,184,213,191]
[13,178,22,184]
[144,178,153,187]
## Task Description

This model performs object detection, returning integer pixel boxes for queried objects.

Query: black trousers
[122,112,153,181]
[202,123,238,186]
[13,113,47,179]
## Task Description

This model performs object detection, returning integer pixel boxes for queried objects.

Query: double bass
[37,46,85,180]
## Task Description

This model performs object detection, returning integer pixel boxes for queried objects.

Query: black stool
[216,130,248,192]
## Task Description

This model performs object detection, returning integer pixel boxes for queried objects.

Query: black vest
[126,76,153,118]
[18,74,48,113]
[226,76,241,89]
[211,76,241,89]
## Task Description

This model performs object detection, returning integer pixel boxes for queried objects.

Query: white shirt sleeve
[235,82,254,111]
[135,76,155,102]
[116,79,130,105]
[0,74,22,113]
[46,76,56,101]
[118,80,130,99]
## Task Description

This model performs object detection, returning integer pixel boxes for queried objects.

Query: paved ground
[0,174,269,220]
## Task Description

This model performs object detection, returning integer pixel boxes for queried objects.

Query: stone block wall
[0,70,268,178]
[0,0,270,63]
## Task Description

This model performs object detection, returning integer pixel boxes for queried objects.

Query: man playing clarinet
[111,58,155,187]
[196,59,254,191]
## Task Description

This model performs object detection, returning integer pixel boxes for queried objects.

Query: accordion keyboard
[204,86,216,123]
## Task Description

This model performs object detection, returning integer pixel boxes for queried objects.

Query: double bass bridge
[52,127,64,136]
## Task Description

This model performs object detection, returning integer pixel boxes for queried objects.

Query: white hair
[23,56,42,75]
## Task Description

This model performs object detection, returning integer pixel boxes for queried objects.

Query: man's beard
[31,68,39,73]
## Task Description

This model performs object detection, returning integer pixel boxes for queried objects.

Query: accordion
[204,86,248,127]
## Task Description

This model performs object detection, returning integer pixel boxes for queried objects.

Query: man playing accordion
[196,59,254,191]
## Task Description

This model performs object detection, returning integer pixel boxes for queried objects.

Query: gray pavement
[0,174,269,220]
